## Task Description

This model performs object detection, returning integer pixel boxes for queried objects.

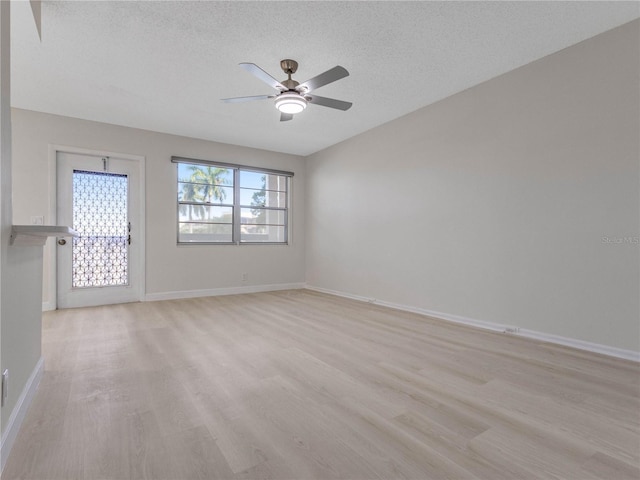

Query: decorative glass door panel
[72,170,129,288]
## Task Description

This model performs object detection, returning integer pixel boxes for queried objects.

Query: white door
[57,151,142,308]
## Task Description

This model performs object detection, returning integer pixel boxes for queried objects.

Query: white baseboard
[145,282,306,302]
[305,285,640,363]
[1,357,44,473]
[515,328,640,362]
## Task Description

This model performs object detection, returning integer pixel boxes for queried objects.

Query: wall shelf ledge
[10,225,78,247]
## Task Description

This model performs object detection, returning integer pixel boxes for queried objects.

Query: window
[173,157,292,244]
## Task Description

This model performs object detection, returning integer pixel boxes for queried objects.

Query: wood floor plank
[581,451,640,480]
[3,289,639,479]
[476,378,640,465]
[393,410,509,480]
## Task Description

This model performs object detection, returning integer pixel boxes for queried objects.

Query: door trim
[47,144,146,310]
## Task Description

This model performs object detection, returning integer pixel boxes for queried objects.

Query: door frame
[47,144,146,310]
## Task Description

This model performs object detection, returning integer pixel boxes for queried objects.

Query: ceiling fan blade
[297,66,349,93]
[280,112,294,122]
[221,95,274,103]
[306,94,352,111]
[239,63,286,91]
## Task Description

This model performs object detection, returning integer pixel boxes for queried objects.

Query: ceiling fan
[221,59,352,122]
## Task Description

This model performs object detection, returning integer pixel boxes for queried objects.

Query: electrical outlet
[505,327,520,334]
[241,272,248,282]
[2,369,8,407]
[30,215,44,225]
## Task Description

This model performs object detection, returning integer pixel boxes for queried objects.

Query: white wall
[11,110,306,305]
[306,20,640,352]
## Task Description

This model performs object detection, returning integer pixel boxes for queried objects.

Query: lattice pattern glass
[72,170,129,288]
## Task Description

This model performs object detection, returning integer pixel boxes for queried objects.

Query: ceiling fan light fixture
[225,60,351,122]
[275,92,307,114]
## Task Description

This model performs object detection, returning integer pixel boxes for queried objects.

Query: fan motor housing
[280,59,298,74]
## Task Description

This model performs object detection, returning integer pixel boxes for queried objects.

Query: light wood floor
[3,290,639,480]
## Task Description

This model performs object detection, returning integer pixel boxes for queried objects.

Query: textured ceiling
[10,1,640,156]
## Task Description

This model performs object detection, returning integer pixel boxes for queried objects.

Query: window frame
[172,156,293,245]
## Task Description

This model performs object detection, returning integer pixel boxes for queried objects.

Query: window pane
[179,223,232,243]
[239,188,286,208]
[178,183,233,205]
[178,205,232,223]
[240,225,286,243]
[240,208,285,226]
[240,171,287,191]
[239,171,287,209]
[178,164,233,185]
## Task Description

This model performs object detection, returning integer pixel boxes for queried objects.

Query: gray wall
[1,0,46,439]
[305,20,640,351]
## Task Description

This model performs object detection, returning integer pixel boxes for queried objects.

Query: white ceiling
[10,1,640,156]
